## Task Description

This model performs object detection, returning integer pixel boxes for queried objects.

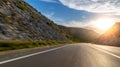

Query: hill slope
[0,0,99,43]
[59,26,99,42]
[0,0,67,41]
[96,23,120,46]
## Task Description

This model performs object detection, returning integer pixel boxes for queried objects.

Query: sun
[92,18,115,32]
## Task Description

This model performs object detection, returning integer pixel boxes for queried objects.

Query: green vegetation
[60,29,80,42]
[4,17,11,24]
[30,14,37,19]
[0,40,71,51]
[18,3,28,11]
[49,21,59,30]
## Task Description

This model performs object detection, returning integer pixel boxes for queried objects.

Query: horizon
[25,0,120,33]
[0,1,120,67]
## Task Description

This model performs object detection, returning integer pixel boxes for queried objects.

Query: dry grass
[0,40,71,51]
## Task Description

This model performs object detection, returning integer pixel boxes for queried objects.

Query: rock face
[0,0,67,41]
[96,23,120,46]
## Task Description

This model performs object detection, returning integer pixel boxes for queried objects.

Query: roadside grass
[0,40,72,51]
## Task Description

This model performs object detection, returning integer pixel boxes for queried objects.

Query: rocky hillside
[95,23,120,46]
[0,0,67,41]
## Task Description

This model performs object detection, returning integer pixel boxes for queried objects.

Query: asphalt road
[0,43,120,67]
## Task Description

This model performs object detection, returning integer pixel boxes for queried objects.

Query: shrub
[49,21,59,30]
[4,17,11,24]
[18,3,28,11]
[0,40,71,51]
[30,14,37,19]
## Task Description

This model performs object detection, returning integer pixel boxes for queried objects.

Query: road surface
[0,43,120,67]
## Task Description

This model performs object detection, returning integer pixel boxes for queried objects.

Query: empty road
[0,43,120,67]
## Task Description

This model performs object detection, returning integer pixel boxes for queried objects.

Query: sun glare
[92,18,115,32]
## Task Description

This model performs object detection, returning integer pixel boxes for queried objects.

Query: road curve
[0,43,120,67]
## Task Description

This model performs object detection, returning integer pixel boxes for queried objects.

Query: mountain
[59,25,99,42]
[0,0,99,43]
[0,0,67,41]
[95,23,120,46]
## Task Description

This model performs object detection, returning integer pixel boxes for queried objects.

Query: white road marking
[0,45,68,65]
[91,44,120,59]
[1,43,119,65]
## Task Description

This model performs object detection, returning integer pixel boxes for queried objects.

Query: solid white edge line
[0,45,68,65]
[91,45,120,59]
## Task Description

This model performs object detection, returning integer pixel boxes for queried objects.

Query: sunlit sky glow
[25,0,120,33]
[91,17,116,33]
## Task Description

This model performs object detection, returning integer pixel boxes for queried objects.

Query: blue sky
[25,0,97,25]
[25,0,120,31]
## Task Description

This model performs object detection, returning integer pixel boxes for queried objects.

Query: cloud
[59,0,120,15]
[61,21,91,28]
[41,0,57,3]
[43,12,55,20]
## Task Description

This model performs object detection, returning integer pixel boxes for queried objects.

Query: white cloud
[59,0,120,15]
[41,0,57,3]
[43,12,54,19]
[61,21,91,28]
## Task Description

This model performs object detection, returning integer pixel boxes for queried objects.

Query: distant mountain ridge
[59,25,99,42]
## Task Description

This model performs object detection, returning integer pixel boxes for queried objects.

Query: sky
[25,0,120,32]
